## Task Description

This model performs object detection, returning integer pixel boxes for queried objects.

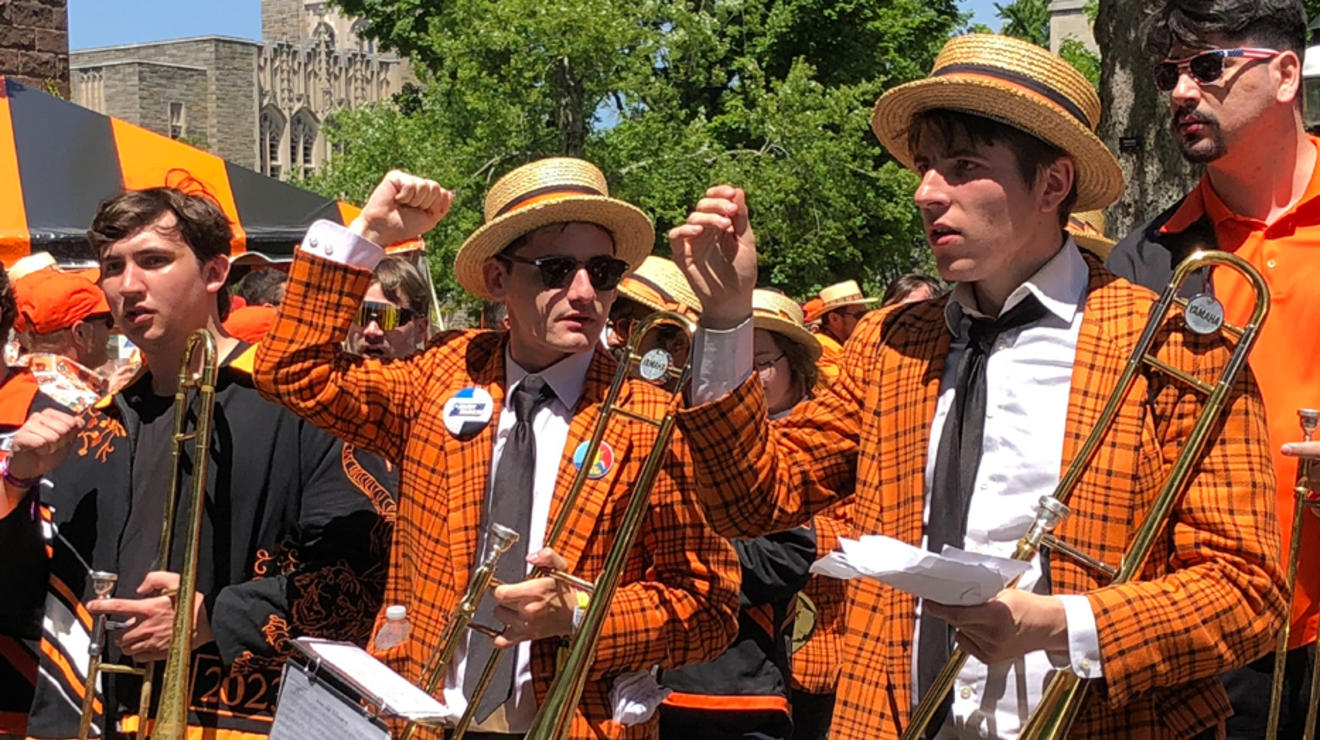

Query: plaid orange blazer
[254,251,740,740]
[677,254,1287,739]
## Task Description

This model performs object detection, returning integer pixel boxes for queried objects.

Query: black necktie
[915,294,1048,735]
[464,374,554,721]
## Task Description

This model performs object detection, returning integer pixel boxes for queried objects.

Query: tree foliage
[995,0,1050,47]
[994,0,1100,90]
[307,0,963,312]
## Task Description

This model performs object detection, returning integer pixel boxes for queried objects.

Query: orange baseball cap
[222,305,278,343]
[13,268,111,334]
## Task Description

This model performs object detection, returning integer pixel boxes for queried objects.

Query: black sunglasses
[1152,47,1280,92]
[355,301,418,331]
[498,254,630,291]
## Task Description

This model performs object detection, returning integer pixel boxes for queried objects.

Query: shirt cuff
[300,219,385,271]
[1054,594,1103,679]
[691,318,754,405]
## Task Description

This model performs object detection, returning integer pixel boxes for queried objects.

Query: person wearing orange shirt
[1106,1,1318,736]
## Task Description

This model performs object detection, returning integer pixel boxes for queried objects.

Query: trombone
[403,311,695,740]
[1265,409,1320,739]
[902,250,1269,740]
[78,330,218,740]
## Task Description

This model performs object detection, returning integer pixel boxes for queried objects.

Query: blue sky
[69,0,1003,50]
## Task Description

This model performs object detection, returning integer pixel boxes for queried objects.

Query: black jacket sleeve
[734,525,817,608]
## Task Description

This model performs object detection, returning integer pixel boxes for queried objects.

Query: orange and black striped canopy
[0,76,364,267]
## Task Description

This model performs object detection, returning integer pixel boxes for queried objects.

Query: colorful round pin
[572,440,614,480]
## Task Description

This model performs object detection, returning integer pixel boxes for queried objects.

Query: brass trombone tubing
[902,250,1270,740]
[523,311,695,740]
[411,311,694,740]
[1267,409,1320,740]
[77,330,218,740]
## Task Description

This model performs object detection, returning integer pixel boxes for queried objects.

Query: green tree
[995,0,1100,89]
[995,0,1050,47]
[1058,37,1101,88]
[311,0,962,311]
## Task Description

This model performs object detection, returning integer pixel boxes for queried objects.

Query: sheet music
[270,664,388,740]
[296,638,449,721]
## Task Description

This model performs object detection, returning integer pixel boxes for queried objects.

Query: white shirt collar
[943,236,1089,333]
[504,345,593,410]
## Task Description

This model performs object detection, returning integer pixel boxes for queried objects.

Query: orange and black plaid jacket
[676,254,1286,739]
[253,250,740,740]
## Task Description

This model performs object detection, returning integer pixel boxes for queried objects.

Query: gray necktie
[464,374,554,721]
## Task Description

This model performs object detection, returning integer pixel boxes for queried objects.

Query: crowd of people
[0,0,1317,738]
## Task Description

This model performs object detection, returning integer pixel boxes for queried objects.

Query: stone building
[1049,0,1098,54]
[70,0,411,177]
[0,0,70,97]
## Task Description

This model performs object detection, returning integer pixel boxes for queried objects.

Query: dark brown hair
[87,187,234,319]
[374,255,431,316]
[235,268,288,307]
[907,109,1079,227]
[1143,0,1306,58]
[770,331,819,403]
[882,273,944,306]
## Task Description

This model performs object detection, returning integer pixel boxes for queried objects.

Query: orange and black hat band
[932,64,1092,129]
[493,184,604,217]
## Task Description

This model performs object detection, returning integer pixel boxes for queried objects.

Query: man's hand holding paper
[811,535,1070,662]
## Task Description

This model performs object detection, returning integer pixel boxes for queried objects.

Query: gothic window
[351,19,375,54]
[312,22,335,50]
[260,107,285,179]
[290,111,318,178]
[168,102,185,140]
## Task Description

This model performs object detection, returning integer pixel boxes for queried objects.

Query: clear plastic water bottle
[374,605,411,649]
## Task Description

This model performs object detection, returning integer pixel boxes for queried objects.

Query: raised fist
[351,170,454,247]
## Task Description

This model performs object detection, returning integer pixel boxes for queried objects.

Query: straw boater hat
[455,157,656,299]
[618,256,703,321]
[871,34,1124,212]
[804,280,879,323]
[1066,210,1117,258]
[754,289,822,362]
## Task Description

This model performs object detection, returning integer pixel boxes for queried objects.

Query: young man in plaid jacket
[254,158,739,739]
[668,34,1285,740]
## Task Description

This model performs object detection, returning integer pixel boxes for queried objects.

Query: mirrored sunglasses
[499,254,630,291]
[1153,47,1280,92]
[355,301,417,331]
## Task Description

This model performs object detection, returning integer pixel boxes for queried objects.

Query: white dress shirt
[298,220,593,731]
[691,239,1103,740]
[438,348,591,730]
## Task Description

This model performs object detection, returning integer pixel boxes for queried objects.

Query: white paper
[295,638,448,721]
[270,662,389,740]
[809,535,1031,606]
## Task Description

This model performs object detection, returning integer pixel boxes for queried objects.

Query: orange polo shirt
[1161,135,1320,648]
